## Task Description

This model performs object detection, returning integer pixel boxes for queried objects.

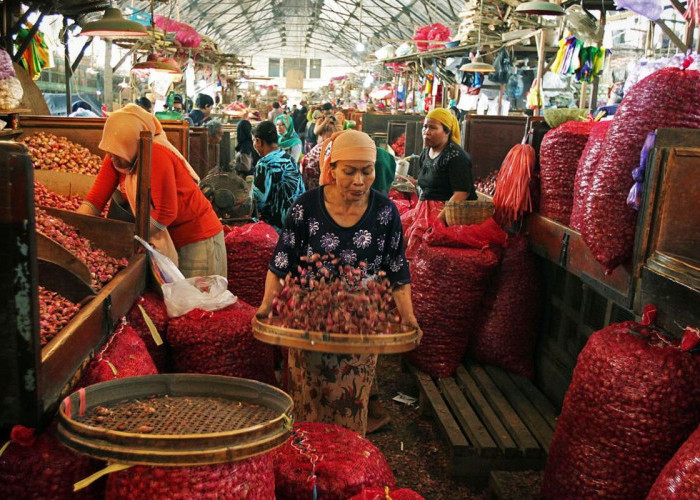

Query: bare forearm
[76,202,99,216]
[392,284,417,326]
[257,270,284,317]
[448,191,468,203]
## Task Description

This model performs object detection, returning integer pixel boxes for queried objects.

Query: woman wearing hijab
[274,114,303,164]
[252,121,305,232]
[402,107,476,257]
[299,114,337,190]
[304,109,322,153]
[256,130,418,435]
[233,119,260,176]
[77,104,225,278]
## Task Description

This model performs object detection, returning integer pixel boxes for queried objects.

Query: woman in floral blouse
[257,130,418,435]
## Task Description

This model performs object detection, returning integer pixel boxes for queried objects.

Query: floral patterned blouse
[299,143,322,190]
[269,186,411,286]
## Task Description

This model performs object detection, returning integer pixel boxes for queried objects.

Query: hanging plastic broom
[492,134,536,226]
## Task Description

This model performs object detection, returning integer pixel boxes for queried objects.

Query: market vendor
[232,119,260,176]
[274,114,303,163]
[402,107,476,257]
[256,130,419,435]
[188,93,214,127]
[252,121,305,231]
[76,104,226,278]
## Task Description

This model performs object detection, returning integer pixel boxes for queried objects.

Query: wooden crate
[411,361,556,487]
[189,127,210,179]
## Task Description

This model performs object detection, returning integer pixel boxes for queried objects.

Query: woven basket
[444,198,494,226]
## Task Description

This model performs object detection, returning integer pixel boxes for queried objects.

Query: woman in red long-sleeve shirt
[77,104,225,278]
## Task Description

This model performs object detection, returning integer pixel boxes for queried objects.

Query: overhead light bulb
[355,41,366,53]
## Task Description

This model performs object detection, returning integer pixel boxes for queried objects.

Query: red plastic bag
[106,454,274,499]
[581,67,700,271]
[126,292,170,372]
[0,423,103,499]
[647,423,700,499]
[401,200,444,259]
[225,222,279,307]
[539,121,594,225]
[424,217,507,249]
[467,235,540,379]
[272,422,395,500]
[542,321,700,499]
[80,324,158,387]
[167,300,276,385]
[349,487,425,500]
[570,121,612,231]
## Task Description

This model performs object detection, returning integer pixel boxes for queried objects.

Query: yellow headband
[426,107,461,145]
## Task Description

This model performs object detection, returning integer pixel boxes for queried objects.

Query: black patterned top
[417,141,477,201]
[269,186,411,286]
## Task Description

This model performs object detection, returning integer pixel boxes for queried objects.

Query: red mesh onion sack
[225,222,279,307]
[406,223,503,378]
[581,67,700,271]
[542,321,700,499]
[126,292,170,372]
[80,324,158,387]
[167,301,275,385]
[0,424,103,499]
[272,422,395,500]
[349,487,425,500]
[647,424,700,499]
[538,120,594,225]
[570,121,612,231]
[106,454,274,500]
[467,235,540,379]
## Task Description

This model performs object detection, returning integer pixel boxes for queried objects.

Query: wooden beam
[654,19,688,51]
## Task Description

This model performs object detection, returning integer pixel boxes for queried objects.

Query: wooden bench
[410,360,557,487]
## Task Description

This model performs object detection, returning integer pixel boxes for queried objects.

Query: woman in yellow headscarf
[402,107,477,258]
[77,104,225,278]
[256,130,418,435]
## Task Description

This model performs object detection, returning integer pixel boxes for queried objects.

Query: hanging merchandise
[575,46,610,83]
[0,49,23,109]
[613,0,663,20]
[526,79,543,109]
[396,77,406,102]
[15,26,50,80]
[413,23,452,52]
[685,0,700,25]
[491,49,514,84]
[552,35,583,76]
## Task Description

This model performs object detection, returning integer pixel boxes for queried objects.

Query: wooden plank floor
[411,361,558,486]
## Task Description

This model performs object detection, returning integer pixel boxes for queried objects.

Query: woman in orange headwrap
[257,130,419,435]
[77,104,225,278]
[402,107,477,257]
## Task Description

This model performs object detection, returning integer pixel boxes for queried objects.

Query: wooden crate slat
[508,370,559,428]
[466,363,542,458]
[413,368,470,452]
[455,366,519,456]
[484,365,555,452]
[439,378,499,458]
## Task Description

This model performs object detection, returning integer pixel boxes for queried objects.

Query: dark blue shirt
[269,187,411,286]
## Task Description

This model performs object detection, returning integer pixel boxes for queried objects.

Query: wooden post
[498,83,505,115]
[105,39,113,111]
[63,18,71,116]
[0,142,42,429]
[534,29,546,117]
[588,9,607,112]
[579,81,588,109]
[135,131,152,253]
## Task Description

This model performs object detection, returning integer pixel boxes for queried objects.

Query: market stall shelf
[58,374,293,466]
[410,361,555,487]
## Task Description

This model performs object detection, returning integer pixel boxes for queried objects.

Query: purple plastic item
[627,132,656,211]
[614,0,664,20]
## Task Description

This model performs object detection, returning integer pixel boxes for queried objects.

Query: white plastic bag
[161,275,237,318]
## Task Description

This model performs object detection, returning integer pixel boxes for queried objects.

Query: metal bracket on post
[559,232,571,268]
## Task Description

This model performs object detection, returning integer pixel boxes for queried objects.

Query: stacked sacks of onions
[224,222,279,307]
[0,424,103,499]
[581,66,700,271]
[126,292,170,372]
[272,422,395,500]
[106,454,275,499]
[467,234,540,379]
[167,301,276,386]
[80,323,159,387]
[647,423,700,499]
[350,488,425,499]
[406,218,506,378]
[538,121,594,225]
[569,121,612,231]
[542,316,700,499]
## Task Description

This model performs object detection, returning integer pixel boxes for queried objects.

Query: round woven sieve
[57,374,293,466]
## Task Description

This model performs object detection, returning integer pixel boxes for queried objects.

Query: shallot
[20,132,102,175]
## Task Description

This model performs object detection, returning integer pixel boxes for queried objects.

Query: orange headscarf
[99,104,200,182]
[318,130,377,186]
